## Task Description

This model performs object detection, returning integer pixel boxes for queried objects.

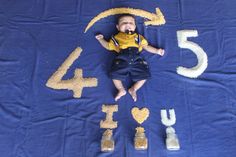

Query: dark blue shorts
[110,48,150,82]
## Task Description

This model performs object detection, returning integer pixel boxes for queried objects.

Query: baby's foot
[128,88,137,102]
[115,89,127,101]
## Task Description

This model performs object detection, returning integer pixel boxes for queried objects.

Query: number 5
[177,30,208,78]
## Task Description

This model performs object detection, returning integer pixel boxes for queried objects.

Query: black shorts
[110,48,150,81]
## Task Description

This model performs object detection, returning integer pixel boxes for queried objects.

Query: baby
[95,14,164,102]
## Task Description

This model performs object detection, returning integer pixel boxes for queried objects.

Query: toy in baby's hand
[95,14,165,102]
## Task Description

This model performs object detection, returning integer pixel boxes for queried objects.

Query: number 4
[177,30,208,78]
[46,47,98,98]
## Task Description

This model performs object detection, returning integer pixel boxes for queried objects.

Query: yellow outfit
[107,32,148,53]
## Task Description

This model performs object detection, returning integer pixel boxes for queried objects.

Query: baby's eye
[121,22,134,25]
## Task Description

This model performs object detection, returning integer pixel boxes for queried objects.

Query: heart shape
[131,107,150,124]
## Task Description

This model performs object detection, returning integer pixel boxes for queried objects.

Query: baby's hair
[117,14,136,24]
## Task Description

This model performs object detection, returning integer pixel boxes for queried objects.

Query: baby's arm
[95,34,110,50]
[143,45,165,56]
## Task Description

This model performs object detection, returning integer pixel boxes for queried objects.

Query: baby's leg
[128,80,146,102]
[113,79,127,101]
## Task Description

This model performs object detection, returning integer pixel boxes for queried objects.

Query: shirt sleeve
[140,35,148,47]
[108,39,115,50]
[108,39,120,52]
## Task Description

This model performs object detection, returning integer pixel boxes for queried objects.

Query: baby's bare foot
[128,88,137,102]
[115,89,127,101]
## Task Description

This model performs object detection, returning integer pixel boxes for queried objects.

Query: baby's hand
[157,49,165,56]
[95,34,104,40]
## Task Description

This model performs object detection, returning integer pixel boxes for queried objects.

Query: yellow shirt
[108,32,148,53]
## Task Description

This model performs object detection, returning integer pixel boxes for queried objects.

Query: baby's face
[116,16,136,33]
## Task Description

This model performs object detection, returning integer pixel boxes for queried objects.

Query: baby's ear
[116,25,119,30]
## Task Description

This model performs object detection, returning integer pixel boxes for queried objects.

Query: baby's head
[116,14,136,34]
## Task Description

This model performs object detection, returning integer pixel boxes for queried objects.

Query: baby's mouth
[125,29,135,35]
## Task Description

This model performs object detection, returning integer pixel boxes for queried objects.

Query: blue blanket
[1,0,236,157]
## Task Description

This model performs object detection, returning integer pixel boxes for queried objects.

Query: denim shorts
[110,47,150,81]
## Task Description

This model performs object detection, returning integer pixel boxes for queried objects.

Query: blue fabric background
[1,0,236,157]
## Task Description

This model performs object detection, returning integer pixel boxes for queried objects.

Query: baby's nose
[126,25,131,28]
